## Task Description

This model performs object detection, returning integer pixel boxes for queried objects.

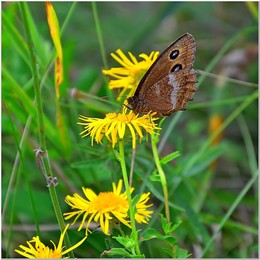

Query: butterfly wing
[140,69,197,116]
[134,33,196,98]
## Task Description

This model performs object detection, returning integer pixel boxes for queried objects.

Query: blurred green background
[2,2,258,258]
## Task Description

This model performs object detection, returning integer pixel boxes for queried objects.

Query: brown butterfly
[127,33,197,117]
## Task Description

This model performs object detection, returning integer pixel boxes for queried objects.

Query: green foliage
[2,1,258,258]
[141,216,190,258]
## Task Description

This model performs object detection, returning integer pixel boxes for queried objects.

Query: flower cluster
[15,47,158,258]
[78,48,161,149]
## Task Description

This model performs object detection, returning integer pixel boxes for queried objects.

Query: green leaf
[163,248,174,258]
[160,214,182,234]
[141,228,162,241]
[106,248,144,258]
[149,170,160,182]
[163,245,191,258]
[175,245,191,258]
[141,228,176,244]
[107,248,132,257]
[160,214,167,230]
[113,236,135,249]
[170,220,182,233]
[160,151,181,165]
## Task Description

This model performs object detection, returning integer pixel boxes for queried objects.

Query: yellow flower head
[78,111,160,149]
[64,179,153,236]
[15,224,86,258]
[102,49,160,101]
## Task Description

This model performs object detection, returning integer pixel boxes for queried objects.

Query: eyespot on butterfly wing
[127,33,198,117]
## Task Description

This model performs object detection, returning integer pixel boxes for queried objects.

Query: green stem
[151,133,176,257]
[118,140,141,256]
[20,3,74,257]
[92,2,108,69]
[151,134,170,223]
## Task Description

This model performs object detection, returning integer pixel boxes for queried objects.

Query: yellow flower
[64,180,153,236]
[102,49,159,101]
[15,224,87,258]
[135,192,153,224]
[78,111,160,149]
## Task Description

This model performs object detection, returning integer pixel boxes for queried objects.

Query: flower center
[91,192,128,213]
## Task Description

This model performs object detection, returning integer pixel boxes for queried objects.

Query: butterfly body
[127,33,197,117]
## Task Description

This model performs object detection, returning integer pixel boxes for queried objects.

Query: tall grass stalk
[200,170,258,257]
[183,90,258,176]
[92,2,108,69]
[19,3,74,257]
